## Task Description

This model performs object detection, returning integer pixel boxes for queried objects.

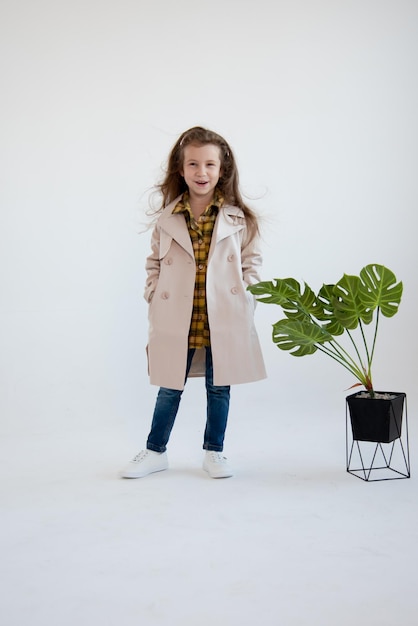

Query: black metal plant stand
[346,394,411,482]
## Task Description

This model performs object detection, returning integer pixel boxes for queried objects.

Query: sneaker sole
[121,466,168,479]
[203,465,233,479]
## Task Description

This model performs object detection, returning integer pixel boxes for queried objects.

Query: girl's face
[181,143,222,203]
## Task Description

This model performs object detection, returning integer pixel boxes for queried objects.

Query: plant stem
[315,343,367,386]
[346,328,367,374]
[324,338,366,377]
[358,320,371,371]
[368,307,380,374]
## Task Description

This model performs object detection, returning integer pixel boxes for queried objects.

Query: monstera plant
[248,264,403,398]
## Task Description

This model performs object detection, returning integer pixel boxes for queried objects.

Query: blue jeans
[146,347,230,453]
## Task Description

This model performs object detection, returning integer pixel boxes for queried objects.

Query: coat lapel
[158,200,244,260]
[214,206,245,242]
[159,203,194,259]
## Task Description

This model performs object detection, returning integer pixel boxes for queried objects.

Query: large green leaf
[247,279,297,305]
[359,264,403,318]
[248,278,322,321]
[316,283,345,336]
[333,274,372,329]
[272,318,334,356]
[278,279,323,321]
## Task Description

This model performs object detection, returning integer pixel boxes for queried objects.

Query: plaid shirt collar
[172,189,224,219]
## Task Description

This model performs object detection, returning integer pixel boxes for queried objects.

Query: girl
[121,127,266,479]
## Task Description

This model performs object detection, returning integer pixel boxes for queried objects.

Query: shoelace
[207,452,227,464]
[131,450,149,463]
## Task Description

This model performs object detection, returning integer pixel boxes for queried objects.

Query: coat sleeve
[241,232,263,287]
[144,224,161,303]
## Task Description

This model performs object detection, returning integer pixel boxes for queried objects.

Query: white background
[1,1,418,625]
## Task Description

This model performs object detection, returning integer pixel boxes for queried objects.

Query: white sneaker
[120,450,168,479]
[203,451,233,479]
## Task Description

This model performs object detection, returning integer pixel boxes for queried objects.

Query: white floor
[2,390,417,626]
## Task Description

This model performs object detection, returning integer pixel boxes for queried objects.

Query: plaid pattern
[172,191,223,348]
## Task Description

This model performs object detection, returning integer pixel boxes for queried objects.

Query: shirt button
[198,264,204,270]
[198,239,203,245]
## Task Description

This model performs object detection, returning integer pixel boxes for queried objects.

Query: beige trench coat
[144,197,267,390]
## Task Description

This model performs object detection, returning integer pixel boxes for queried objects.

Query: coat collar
[159,196,245,257]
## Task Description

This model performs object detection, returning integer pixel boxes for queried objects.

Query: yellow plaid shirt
[172,190,224,348]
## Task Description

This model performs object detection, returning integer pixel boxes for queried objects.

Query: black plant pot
[346,391,405,443]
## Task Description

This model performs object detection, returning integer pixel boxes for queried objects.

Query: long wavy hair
[154,126,259,241]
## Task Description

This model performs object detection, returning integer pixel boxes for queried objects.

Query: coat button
[227,254,234,262]
[164,257,173,265]
[231,287,238,294]
[161,291,170,299]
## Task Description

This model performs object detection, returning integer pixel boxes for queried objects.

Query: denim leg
[146,349,195,453]
[203,347,230,451]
